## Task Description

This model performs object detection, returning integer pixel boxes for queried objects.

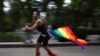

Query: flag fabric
[49,26,87,49]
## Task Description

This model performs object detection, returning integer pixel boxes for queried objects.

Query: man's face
[33,12,37,19]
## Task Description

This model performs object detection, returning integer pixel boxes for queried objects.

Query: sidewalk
[0,38,100,48]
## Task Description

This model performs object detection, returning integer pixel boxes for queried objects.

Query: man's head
[33,11,40,19]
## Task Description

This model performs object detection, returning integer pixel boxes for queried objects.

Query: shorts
[37,35,50,46]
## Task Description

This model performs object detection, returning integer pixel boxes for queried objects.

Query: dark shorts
[37,35,50,46]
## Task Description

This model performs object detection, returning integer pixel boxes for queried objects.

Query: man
[25,11,56,56]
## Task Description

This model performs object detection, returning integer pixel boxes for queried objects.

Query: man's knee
[35,42,41,47]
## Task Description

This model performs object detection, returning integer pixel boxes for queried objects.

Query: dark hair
[34,10,40,16]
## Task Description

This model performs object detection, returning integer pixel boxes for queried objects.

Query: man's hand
[25,26,31,30]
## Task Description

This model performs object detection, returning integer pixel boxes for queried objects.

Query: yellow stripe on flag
[57,28,70,39]
[62,27,77,42]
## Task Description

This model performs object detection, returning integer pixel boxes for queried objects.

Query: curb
[0,42,100,48]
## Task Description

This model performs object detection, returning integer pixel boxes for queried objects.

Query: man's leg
[42,37,56,56]
[43,46,56,56]
[35,42,41,56]
[36,35,42,56]
[43,46,52,53]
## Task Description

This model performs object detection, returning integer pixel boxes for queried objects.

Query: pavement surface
[0,46,100,56]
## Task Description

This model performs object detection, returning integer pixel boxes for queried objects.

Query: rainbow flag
[49,26,87,49]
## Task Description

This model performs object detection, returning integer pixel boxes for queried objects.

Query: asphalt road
[0,46,100,56]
